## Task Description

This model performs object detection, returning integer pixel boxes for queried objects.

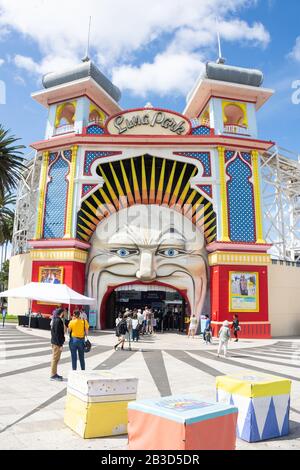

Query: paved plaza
[0,324,300,450]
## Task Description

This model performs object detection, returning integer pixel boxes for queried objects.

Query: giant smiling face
[86,204,208,328]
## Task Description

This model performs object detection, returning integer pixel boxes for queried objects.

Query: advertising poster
[89,309,97,328]
[39,267,64,284]
[229,272,259,312]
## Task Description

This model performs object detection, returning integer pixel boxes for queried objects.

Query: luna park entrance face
[105,286,188,332]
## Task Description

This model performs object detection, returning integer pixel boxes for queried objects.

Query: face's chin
[86,204,208,328]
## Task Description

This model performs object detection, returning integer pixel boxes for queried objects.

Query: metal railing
[54,124,75,135]
[223,124,249,135]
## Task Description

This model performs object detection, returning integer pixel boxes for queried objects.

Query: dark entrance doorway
[105,286,187,332]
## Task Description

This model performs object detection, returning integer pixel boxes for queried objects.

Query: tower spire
[82,16,92,62]
[215,17,226,64]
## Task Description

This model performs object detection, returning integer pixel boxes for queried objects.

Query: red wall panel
[31,260,86,315]
[210,264,269,323]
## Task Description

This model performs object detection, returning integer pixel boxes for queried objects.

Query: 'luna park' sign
[106,108,191,136]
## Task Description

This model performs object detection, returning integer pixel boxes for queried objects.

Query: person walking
[125,312,133,349]
[137,309,144,335]
[142,306,148,334]
[50,307,65,381]
[217,320,231,358]
[231,314,240,342]
[146,308,153,335]
[114,315,128,350]
[79,308,87,321]
[1,306,7,328]
[203,315,212,344]
[132,312,139,342]
[68,310,89,370]
[188,314,198,338]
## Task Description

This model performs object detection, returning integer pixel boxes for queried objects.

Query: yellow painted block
[64,393,133,438]
[216,372,291,398]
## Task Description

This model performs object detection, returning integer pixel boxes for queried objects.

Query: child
[217,320,231,358]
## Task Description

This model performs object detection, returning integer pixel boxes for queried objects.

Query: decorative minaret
[185,61,274,338]
[28,60,122,316]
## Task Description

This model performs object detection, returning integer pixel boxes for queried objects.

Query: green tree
[0,192,15,270]
[0,125,25,198]
[0,259,9,290]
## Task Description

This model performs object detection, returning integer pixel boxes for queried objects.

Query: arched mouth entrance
[105,283,189,332]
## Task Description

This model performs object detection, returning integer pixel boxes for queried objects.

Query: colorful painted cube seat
[64,370,138,439]
[216,372,291,442]
[128,395,238,450]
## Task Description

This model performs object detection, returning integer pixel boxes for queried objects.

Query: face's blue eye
[110,248,139,258]
[117,248,130,257]
[159,248,180,257]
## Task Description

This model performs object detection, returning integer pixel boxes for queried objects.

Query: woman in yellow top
[68,310,89,370]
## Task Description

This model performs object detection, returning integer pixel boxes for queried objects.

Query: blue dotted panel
[87,125,105,135]
[49,152,58,163]
[43,156,69,238]
[198,185,212,197]
[82,184,97,197]
[241,152,252,164]
[225,150,235,163]
[227,157,256,242]
[84,151,120,175]
[63,150,72,161]
[192,126,210,136]
[174,152,211,176]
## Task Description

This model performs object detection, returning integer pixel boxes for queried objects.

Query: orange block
[128,396,238,450]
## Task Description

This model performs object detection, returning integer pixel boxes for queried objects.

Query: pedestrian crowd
[114,306,158,350]
[49,301,242,381]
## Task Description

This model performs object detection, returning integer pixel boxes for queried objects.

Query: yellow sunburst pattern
[77,155,216,243]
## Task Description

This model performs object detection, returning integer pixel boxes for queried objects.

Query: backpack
[118,320,128,336]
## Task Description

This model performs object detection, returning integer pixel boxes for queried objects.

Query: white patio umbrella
[0,282,96,326]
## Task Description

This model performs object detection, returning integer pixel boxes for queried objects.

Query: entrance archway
[105,284,188,332]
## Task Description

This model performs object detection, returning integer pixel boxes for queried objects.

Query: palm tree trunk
[4,241,8,262]
[0,245,3,271]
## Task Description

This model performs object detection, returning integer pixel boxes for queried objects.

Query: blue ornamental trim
[86,124,105,135]
[43,155,69,239]
[191,125,210,136]
[83,151,122,175]
[174,152,211,177]
[226,156,256,242]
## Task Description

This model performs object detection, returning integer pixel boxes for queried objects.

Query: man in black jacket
[50,308,65,381]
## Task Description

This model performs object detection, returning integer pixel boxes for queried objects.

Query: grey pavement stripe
[291,407,300,415]
[142,350,172,397]
[232,348,296,358]
[0,388,67,434]
[0,345,112,379]
[200,351,300,383]
[94,349,137,370]
[0,334,40,338]
[0,333,28,337]
[4,343,51,352]
[167,350,223,377]
[234,350,296,361]
[242,347,299,356]
[0,339,50,345]
[4,347,71,361]
[227,353,300,369]
[0,348,134,433]
[271,348,300,354]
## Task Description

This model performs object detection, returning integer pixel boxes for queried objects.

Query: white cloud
[0,0,270,97]
[289,37,300,62]
[0,58,4,66]
[113,52,205,97]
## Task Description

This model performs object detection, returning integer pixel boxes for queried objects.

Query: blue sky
[0,0,300,157]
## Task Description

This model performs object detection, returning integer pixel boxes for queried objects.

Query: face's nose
[136,250,156,281]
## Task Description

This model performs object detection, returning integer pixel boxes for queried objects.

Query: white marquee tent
[0,282,95,311]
